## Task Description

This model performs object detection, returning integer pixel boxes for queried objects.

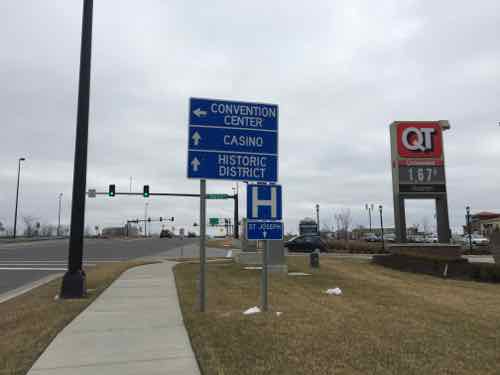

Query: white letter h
[252,186,277,218]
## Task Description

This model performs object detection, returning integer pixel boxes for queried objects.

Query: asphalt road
[0,237,225,296]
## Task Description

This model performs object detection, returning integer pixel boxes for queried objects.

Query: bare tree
[40,224,56,237]
[334,209,352,241]
[23,216,38,237]
[422,216,431,235]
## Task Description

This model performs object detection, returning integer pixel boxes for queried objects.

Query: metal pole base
[60,269,87,299]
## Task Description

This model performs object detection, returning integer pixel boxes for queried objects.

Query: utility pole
[13,157,26,239]
[144,202,149,238]
[57,193,63,236]
[60,0,93,299]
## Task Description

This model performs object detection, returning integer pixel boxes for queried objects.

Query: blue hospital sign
[246,184,282,221]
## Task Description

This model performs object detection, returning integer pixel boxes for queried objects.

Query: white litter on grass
[325,287,342,296]
[244,266,262,270]
[288,272,311,276]
[243,306,261,315]
[276,312,283,317]
[226,250,233,258]
[54,294,59,301]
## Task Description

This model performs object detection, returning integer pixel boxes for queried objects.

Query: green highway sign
[209,218,219,225]
[206,194,230,200]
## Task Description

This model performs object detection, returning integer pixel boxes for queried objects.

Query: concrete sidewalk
[28,262,200,375]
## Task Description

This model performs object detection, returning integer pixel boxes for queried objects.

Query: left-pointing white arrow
[193,108,207,118]
[192,131,202,146]
[191,157,200,172]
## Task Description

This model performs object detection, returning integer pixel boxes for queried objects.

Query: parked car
[284,235,327,252]
[362,233,380,242]
[424,235,439,243]
[160,229,173,238]
[462,234,490,246]
[382,233,396,242]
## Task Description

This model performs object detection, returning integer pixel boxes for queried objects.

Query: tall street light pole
[57,193,63,236]
[60,0,93,298]
[379,205,385,251]
[13,157,26,239]
[316,204,320,234]
[365,203,373,232]
[466,206,472,251]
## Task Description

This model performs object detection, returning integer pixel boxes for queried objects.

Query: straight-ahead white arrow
[262,231,268,238]
[191,157,200,172]
[193,108,207,118]
[192,131,202,146]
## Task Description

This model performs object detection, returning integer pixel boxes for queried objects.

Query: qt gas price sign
[187,98,278,182]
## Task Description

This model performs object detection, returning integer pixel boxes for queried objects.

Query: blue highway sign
[247,221,283,241]
[187,98,278,182]
[247,184,282,220]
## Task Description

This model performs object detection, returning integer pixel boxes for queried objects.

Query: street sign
[206,194,230,199]
[187,98,278,182]
[247,221,283,240]
[246,184,282,220]
[209,218,219,226]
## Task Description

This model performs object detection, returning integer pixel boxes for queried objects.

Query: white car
[462,235,490,246]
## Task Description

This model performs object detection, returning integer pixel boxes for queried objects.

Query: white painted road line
[0,267,68,271]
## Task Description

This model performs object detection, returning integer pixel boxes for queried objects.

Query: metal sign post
[261,240,269,311]
[199,179,206,312]
[246,184,283,312]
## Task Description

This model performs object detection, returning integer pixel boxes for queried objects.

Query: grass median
[174,257,500,375]
[0,260,151,375]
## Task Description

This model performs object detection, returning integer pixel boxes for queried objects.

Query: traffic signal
[171,217,174,222]
[148,217,151,222]
[159,217,163,222]
[108,184,115,197]
[143,185,150,197]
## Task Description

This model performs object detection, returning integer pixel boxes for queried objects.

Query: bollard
[310,251,320,268]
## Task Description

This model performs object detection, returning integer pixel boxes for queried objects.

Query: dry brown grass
[0,260,149,375]
[175,257,500,375]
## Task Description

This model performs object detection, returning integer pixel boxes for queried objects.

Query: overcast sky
[1,0,499,236]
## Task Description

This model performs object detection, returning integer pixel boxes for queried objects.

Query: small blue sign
[190,98,278,131]
[187,98,278,182]
[247,221,283,240]
[247,184,282,220]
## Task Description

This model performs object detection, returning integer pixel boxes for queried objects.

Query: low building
[465,212,500,237]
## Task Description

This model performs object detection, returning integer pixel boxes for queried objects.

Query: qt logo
[397,123,442,158]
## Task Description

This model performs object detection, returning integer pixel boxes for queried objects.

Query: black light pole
[466,206,472,251]
[60,0,93,298]
[365,204,373,232]
[232,187,239,239]
[316,204,320,234]
[13,157,26,239]
[379,205,385,251]
[57,193,63,236]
